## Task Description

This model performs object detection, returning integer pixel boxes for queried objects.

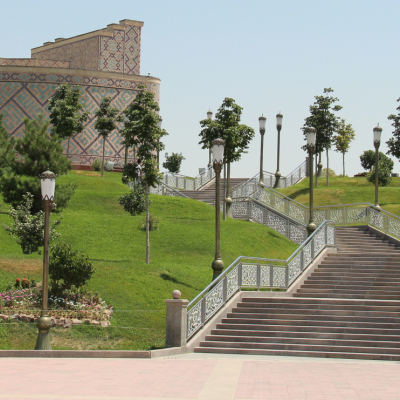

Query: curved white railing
[187,219,335,340]
[162,165,214,190]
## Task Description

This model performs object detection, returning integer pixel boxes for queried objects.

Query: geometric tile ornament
[0,20,160,167]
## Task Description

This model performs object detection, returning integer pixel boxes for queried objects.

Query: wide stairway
[195,226,400,360]
[182,178,248,205]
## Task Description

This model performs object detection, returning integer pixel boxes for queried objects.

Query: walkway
[1,353,400,400]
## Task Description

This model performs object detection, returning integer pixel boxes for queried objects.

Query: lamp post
[157,116,162,171]
[35,170,56,350]
[259,115,266,183]
[305,128,317,236]
[211,138,225,281]
[274,113,283,188]
[373,124,382,209]
[207,110,213,168]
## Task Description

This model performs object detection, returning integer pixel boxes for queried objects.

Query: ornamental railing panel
[187,220,335,340]
[128,181,189,199]
[163,166,214,191]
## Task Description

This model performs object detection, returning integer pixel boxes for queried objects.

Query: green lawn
[0,170,297,350]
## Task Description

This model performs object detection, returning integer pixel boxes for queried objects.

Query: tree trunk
[315,154,318,187]
[102,136,105,177]
[223,162,226,220]
[225,162,232,218]
[343,152,345,177]
[326,149,329,187]
[66,137,70,175]
[145,183,150,264]
[125,145,128,166]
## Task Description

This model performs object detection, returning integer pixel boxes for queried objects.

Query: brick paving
[0,354,400,399]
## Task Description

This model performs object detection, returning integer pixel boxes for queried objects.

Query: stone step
[241,297,400,306]
[293,293,400,300]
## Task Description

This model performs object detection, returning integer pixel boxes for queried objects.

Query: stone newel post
[165,290,188,348]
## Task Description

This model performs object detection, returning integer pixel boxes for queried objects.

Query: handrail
[186,219,335,340]
[163,165,215,191]
[128,180,190,199]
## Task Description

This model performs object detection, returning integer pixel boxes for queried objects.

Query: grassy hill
[279,176,400,216]
[0,171,297,350]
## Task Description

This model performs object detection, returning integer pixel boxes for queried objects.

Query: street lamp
[157,116,162,171]
[211,138,225,281]
[35,169,56,350]
[305,128,317,236]
[207,110,213,168]
[373,124,382,209]
[258,115,266,183]
[274,113,283,188]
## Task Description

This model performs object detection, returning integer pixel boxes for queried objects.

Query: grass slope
[0,171,297,350]
[279,176,400,216]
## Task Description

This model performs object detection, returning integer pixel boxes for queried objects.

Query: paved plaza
[1,353,400,400]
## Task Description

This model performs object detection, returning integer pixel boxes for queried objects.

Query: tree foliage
[360,150,389,170]
[0,114,76,213]
[49,243,95,293]
[118,184,146,216]
[386,97,400,160]
[94,96,122,177]
[0,114,15,179]
[163,152,185,173]
[120,85,168,263]
[3,193,61,254]
[367,157,394,187]
[333,118,355,176]
[301,88,342,154]
[48,84,89,167]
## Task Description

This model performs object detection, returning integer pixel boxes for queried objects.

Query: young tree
[360,150,388,170]
[0,114,75,213]
[163,152,185,173]
[333,118,356,176]
[94,97,123,177]
[386,98,400,160]
[0,114,15,179]
[48,84,89,174]
[360,150,394,186]
[120,85,168,264]
[302,88,342,186]
[199,98,255,210]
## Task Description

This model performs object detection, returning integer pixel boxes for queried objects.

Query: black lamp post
[258,115,266,183]
[306,128,317,236]
[373,124,382,209]
[211,138,225,281]
[35,170,56,350]
[274,113,283,188]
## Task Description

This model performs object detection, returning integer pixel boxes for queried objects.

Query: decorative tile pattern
[0,74,160,166]
[124,26,141,74]
[0,58,70,68]
[32,37,100,71]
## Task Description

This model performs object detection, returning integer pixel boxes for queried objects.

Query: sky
[1,0,400,179]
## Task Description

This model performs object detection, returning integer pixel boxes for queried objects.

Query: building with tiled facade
[0,20,160,167]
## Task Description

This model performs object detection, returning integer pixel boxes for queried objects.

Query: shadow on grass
[284,188,309,201]
[91,259,131,263]
[160,273,197,289]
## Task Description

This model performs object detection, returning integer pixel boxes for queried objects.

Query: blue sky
[1,0,400,179]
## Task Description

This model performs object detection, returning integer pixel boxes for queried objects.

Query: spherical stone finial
[172,290,181,299]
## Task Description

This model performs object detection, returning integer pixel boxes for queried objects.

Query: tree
[360,150,394,187]
[3,193,61,254]
[120,85,168,264]
[94,97,123,177]
[199,98,255,208]
[118,184,146,216]
[0,114,15,179]
[0,114,76,213]
[333,118,355,176]
[48,84,89,174]
[386,98,400,161]
[360,150,388,170]
[302,88,342,186]
[163,152,185,173]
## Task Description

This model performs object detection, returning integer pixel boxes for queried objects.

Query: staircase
[182,178,249,205]
[195,226,400,360]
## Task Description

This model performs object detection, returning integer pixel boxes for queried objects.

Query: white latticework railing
[231,197,308,245]
[232,161,307,198]
[128,181,190,198]
[186,220,336,340]
[162,166,214,190]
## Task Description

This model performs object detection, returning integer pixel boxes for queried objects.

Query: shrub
[49,243,95,293]
[118,184,146,216]
[322,168,336,177]
[139,214,160,231]
[91,158,102,171]
[3,193,61,254]
[163,152,185,174]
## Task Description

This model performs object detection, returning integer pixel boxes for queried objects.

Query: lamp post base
[374,203,381,210]
[225,197,233,218]
[307,221,317,236]
[274,171,281,189]
[212,258,224,281]
[34,313,52,350]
